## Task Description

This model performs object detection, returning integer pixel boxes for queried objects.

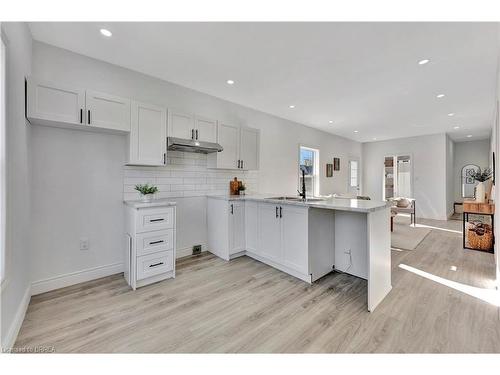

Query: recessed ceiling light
[448,113,455,117]
[226,79,234,85]
[418,59,430,65]
[329,120,333,124]
[289,105,295,109]
[354,130,359,133]
[467,135,472,138]
[436,94,445,98]
[100,29,112,37]
[453,126,460,130]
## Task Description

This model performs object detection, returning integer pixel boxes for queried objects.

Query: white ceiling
[29,22,499,143]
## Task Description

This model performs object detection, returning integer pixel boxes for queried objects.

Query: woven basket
[466,221,493,250]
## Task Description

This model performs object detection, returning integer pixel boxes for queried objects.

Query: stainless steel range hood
[167,137,223,154]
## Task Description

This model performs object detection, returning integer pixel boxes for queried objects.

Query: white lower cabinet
[207,197,314,283]
[125,203,176,290]
[207,198,245,261]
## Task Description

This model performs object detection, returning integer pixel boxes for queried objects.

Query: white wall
[30,41,361,289]
[0,23,32,349]
[453,139,490,202]
[446,135,455,217]
[362,134,448,220]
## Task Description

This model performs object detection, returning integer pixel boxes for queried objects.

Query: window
[299,146,319,197]
[349,160,359,188]
[0,35,5,283]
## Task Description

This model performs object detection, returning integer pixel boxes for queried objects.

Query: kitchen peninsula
[207,195,391,312]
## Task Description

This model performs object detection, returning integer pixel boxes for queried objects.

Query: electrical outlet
[192,245,202,255]
[80,237,89,251]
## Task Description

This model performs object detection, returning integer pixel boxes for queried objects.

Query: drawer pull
[149,218,165,223]
[149,262,164,268]
[149,240,164,245]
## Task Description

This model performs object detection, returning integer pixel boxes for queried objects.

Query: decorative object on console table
[463,200,495,253]
[230,177,240,195]
[326,163,333,177]
[470,167,492,203]
[333,158,340,171]
[135,183,159,202]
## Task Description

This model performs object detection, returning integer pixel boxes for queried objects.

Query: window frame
[0,30,6,285]
[298,145,320,197]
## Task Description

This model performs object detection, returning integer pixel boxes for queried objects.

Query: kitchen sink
[264,196,325,202]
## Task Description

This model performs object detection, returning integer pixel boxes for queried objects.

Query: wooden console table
[462,201,495,253]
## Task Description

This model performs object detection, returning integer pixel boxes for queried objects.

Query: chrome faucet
[298,168,306,200]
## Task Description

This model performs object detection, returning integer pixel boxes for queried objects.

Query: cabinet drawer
[136,207,174,233]
[136,229,174,256]
[136,250,174,281]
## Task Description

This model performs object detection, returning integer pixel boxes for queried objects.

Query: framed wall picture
[326,163,333,177]
[333,158,340,171]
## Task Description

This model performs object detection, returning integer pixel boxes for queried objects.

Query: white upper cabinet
[127,101,167,166]
[168,111,194,139]
[211,122,240,169]
[27,77,85,126]
[194,116,217,143]
[27,78,130,133]
[239,126,260,170]
[207,122,260,170]
[85,90,131,132]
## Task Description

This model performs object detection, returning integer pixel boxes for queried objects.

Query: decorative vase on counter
[475,182,485,203]
[141,193,154,203]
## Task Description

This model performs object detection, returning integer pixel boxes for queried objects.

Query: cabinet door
[195,116,217,143]
[258,203,282,262]
[217,122,240,169]
[281,205,309,274]
[245,201,259,255]
[229,202,245,255]
[27,77,85,125]
[169,111,194,139]
[128,101,167,166]
[85,90,131,132]
[239,126,260,170]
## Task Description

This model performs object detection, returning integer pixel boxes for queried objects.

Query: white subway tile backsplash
[123,150,258,201]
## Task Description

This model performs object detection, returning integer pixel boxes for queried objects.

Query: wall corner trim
[1,285,31,351]
[31,262,124,296]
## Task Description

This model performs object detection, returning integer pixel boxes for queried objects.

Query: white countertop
[124,199,177,209]
[207,194,389,213]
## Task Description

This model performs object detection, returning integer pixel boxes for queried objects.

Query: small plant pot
[141,193,154,203]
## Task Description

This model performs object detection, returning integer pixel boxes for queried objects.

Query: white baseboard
[31,262,123,296]
[1,285,31,351]
[176,244,207,258]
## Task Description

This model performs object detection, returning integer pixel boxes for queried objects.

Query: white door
[85,90,131,132]
[258,203,282,262]
[348,159,360,196]
[217,122,240,169]
[281,205,308,274]
[195,116,217,143]
[229,202,245,255]
[169,111,194,140]
[128,101,167,166]
[239,126,259,170]
[27,78,85,125]
[245,201,259,255]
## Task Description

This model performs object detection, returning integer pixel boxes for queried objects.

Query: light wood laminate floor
[15,218,500,353]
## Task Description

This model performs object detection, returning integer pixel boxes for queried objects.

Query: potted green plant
[470,168,492,203]
[135,183,159,202]
[238,183,246,196]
